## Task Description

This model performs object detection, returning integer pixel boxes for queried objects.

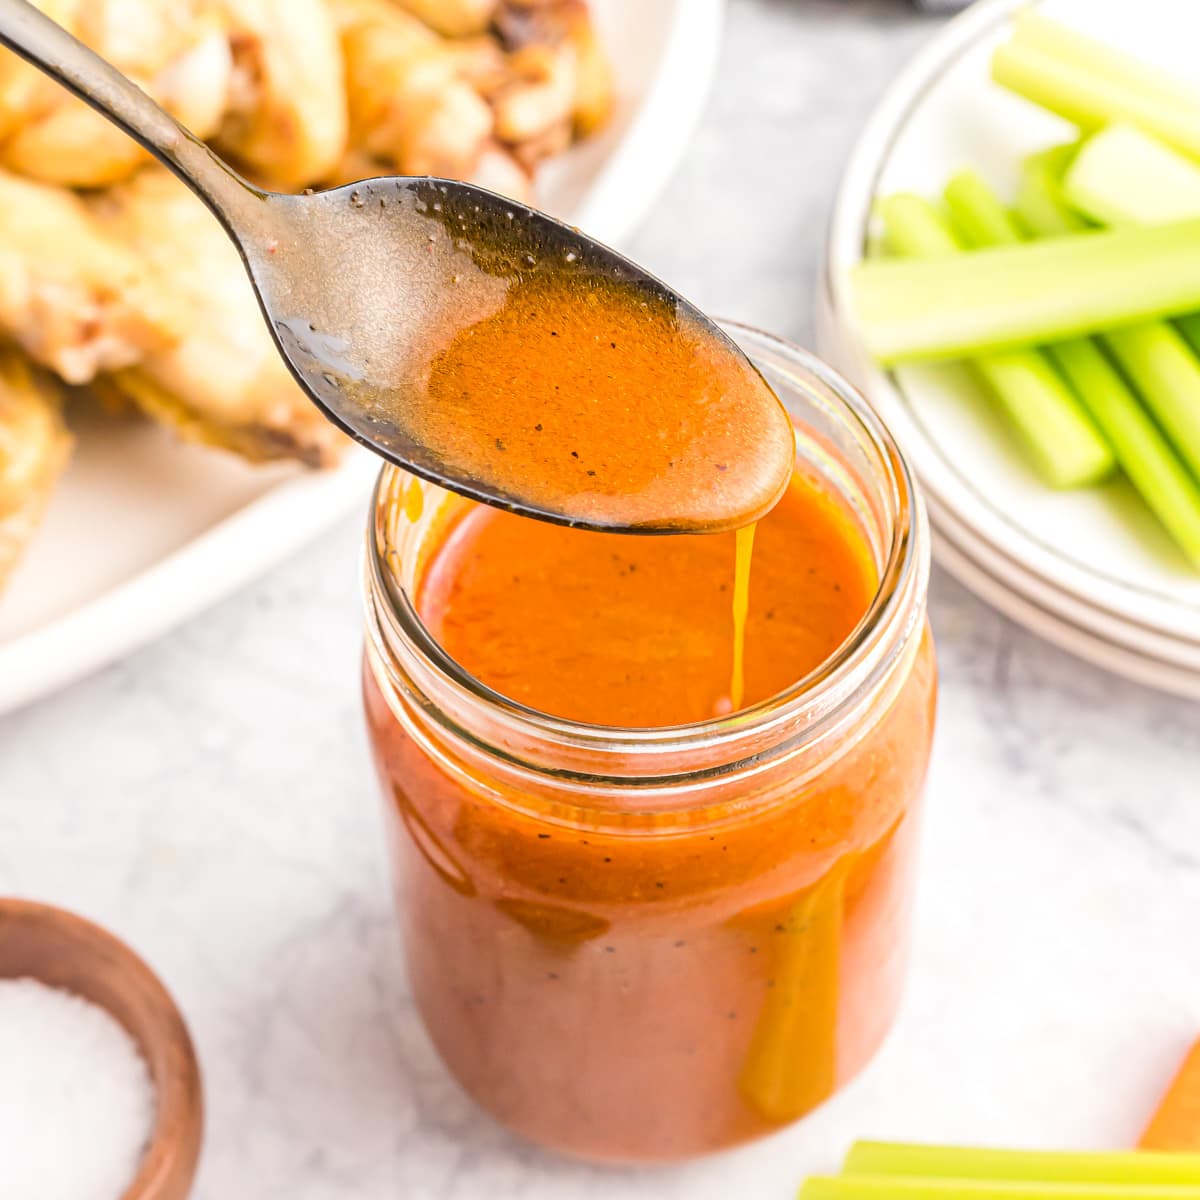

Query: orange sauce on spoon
[404,271,795,533]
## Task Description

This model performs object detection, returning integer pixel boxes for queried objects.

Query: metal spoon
[0,0,793,532]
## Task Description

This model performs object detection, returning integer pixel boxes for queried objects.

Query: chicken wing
[494,0,614,138]
[90,168,344,466]
[391,0,498,37]
[0,169,184,385]
[213,0,348,189]
[0,346,71,592]
[0,0,234,188]
[331,0,495,180]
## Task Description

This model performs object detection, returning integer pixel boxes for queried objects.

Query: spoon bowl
[238,174,746,528]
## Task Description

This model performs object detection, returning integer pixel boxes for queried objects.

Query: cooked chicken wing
[494,0,613,138]
[214,0,347,189]
[392,0,498,37]
[90,168,344,466]
[0,346,71,592]
[0,169,184,385]
[0,0,234,187]
[331,0,494,180]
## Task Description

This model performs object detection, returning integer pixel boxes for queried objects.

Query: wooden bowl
[0,898,203,1200]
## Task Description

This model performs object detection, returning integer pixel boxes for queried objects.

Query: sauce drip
[729,523,756,712]
[404,271,795,533]
[418,471,876,727]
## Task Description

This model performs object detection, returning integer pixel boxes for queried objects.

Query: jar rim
[364,321,928,772]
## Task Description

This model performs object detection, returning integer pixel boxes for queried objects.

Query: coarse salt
[0,977,155,1200]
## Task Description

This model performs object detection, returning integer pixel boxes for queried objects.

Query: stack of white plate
[817,0,1200,700]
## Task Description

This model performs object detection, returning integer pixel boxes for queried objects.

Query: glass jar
[361,324,936,1163]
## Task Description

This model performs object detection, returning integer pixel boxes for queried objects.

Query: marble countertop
[2,2,1198,1197]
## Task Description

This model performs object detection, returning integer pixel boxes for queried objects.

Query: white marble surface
[2,2,1199,1197]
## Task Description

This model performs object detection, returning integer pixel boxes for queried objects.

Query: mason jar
[361,324,937,1163]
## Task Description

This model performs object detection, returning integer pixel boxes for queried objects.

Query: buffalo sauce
[417,472,874,727]
[403,271,795,533]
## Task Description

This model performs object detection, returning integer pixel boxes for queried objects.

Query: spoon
[0,0,795,533]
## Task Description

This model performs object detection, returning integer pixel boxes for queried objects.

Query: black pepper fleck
[537,833,551,840]
[654,881,665,889]
[535,423,543,432]
[571,450,579,459]
[775,923,786,933]
[603,856,612,863]
[495,438,506,451]
[674,940,686,948]
[547,972,559,980]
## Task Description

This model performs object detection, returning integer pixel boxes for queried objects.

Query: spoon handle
[0,0,266,233]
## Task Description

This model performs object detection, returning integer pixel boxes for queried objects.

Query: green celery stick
[876,194,958,259]
[1023,133,1200,482]
[948,169,1200,564]
[843,1142,1200,1185]
[1014,146,1089,237]
[878,191,1112,487]
[1104,323,1200,483]
[944,171,1023,248]
[1009,11,1200,113]
[850,218,1200,363]
[1178,314,1200,359]
[1061,125,1200,227]
[991,39,1200,161]
[801,1177,1200,1200]
[1065,125,1200,227]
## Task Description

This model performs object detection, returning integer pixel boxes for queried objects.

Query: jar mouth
[364,321,927,766]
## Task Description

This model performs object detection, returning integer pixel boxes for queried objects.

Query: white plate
[933,524,1200,702]
[0,0,725,716]
[819,0,1200,662]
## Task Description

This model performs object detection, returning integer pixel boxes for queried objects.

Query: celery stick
[1062,126,1200,227]
[876,194,958,259]
[1065,125,1200,227]
[944,171,1022,248]
[1104,323,1200,483]
[1052,338,1200,564]
[1178,314,1200,359]
[1030,128,1200,483]
[843,1142,1200,1185]
[801,1177,1200,1200]
[951,169,1200,565]
[991,39,1200,161]
[945,171,1022,248]
[878,192,1112,487]
[1009,11,1200,113]
[850,219,1200,363]
[1014,147,1089,238]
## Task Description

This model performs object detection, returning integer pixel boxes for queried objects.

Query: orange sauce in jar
[418,473,873,726]
[364,432,937,1160]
